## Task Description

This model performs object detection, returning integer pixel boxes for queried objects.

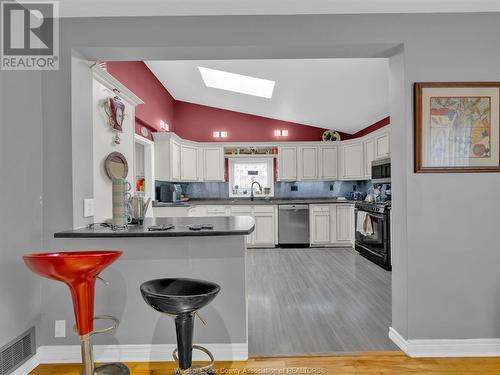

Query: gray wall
[0,71,43,346]
[33,11,500,346]
[40,236,247,345]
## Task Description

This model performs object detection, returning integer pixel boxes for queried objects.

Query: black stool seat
[140,278,220,315]
[140,278,221,372]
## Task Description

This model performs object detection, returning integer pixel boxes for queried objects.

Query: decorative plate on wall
[140,126,149,138]
[322,130,341,142]
[105,152,128,180]
[103,96,126,132]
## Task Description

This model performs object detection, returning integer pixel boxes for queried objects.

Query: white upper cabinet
[375,131,390,159]
[340,141,364,180]
[153,133,181,181]
[155,126,389,183]
[363,137,375,179]
[319,145,338,180]
[278,146,298,181]
[299,146,318,180]
[180,144,198,181]
[203,147,224,181]
[171,139,181,181]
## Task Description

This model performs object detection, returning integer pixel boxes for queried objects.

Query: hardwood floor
[30,353,500,374]
[247,247,395,355]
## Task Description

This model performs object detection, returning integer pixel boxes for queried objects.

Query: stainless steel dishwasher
[278,204,310,246]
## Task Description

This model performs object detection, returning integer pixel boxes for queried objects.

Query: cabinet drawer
[311,205,330,212]
[206,206,227,213]
[253,205,275,213]
[230,206,252,215]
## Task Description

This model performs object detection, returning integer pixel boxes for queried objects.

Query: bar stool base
[92,363,130,375]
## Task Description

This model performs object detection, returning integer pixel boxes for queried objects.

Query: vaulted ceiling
[146,59,389,133]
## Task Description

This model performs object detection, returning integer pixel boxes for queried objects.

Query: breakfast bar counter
[48,216,254,359]
[54,216,255,238]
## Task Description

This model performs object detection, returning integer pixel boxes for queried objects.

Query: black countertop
[54,216,255,238]
[153,198,359,207]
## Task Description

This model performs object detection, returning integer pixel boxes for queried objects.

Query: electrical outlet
[83,198,94,217]
[55,320,66,338]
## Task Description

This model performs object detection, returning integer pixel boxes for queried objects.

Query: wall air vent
[0,327,36,375]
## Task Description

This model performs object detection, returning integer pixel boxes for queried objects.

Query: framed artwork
[414,82,500,173]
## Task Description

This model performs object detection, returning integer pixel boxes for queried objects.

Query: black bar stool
[140,278,221,374]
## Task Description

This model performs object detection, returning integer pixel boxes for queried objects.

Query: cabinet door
[171,140,181,181]
[310,206,330,244]
[278,146,297,181]
[253,213,275,246]
[364,138,375,179]
[375,132,390,159]
[203,147,224,181]
[230,206,254,245]
[180,144,198,181]
[341,142,364,179]
[319,145,338,180]
[336,205,354,243]
[299,146,318,180]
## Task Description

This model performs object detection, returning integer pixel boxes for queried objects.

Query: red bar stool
[23,251,130,375]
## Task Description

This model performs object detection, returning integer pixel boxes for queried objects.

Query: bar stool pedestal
[140,278,221,374]
[23,251,130,375]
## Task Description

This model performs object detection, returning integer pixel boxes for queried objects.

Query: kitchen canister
[112,178,132,228]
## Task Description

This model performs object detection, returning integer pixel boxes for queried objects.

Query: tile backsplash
[169,180,374,199]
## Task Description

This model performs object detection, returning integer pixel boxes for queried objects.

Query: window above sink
[228,158,274,198]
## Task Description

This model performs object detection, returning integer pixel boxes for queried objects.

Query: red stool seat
[23,250,122,336]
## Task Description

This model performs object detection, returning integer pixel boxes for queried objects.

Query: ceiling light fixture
[274,129,289,137]
[213,131,228,138]
[198,66,275,99]
[160,120,169,131]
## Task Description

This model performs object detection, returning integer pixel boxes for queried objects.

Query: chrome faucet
[250,181,262,201]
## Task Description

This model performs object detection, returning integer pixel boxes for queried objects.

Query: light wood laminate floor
[31,353,500,374]
[247,247,396,355]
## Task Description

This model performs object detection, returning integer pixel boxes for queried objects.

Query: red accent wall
[106,61,175,133]
[105,61,388,142]
[174,101,351,142]
[351,116,390,138]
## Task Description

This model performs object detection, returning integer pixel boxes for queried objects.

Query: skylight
[198,66,275,99]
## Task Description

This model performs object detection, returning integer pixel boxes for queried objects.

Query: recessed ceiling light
[198,66,275,99]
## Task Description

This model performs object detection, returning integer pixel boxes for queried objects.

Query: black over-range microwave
[371,158,391,184]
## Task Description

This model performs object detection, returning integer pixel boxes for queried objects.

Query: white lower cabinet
[335,204,355,244]
[310,204,354,246]
[230,205,276,247]
[310,206,331,244]
[253,206,277,247]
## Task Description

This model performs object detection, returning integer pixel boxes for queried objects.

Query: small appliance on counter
[129,195,151,225]
[156,182,182,203]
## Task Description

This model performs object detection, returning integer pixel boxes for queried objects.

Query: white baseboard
[38,343,248,364]
[11,353,40,375]
[389,327,500,357]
